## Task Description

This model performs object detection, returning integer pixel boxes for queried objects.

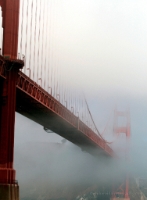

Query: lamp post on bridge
[65,100,67,108]
[76,112,79,130]
[71,106,74,114]
[48,87,52,95]
[27,68,31,78]
[56,94,60,102]
[38,78,42,87]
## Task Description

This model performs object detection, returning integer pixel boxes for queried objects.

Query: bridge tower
[111,109,130,200]
[0,0,23,199]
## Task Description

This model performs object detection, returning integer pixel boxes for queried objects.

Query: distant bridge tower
[111,108,130,200]
[0,0,23,199]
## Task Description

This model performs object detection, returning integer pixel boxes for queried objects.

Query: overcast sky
[14,1,147,195]
[16,0,147,156]
[18,0,147,97]
[53,0,147,98]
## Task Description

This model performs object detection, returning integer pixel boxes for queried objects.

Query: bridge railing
[78,119,114,156]
[17,71,78,128]
[0,53,114,157]
[17,71,114,157]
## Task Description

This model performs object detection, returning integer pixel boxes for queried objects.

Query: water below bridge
[14,114,146,200]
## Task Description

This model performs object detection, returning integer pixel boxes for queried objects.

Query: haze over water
[14,0,147,199]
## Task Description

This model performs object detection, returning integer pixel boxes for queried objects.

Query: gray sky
[14,0,147,196]
[17,0,147,128]
[49,0,147,97]
[16,0,147,160]
[18,0,147,98]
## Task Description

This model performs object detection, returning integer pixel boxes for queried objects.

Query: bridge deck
[16,71,114,157]
[0,57,114,157]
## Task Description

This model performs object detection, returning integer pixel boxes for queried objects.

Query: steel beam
[0,58,23,200]
[0,0,20,59]
[16,72,114,157]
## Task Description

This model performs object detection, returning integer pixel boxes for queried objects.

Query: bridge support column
[0,0,20,59]
[0,59,23,200]
[110,109,130,200]
[0,184,19,200]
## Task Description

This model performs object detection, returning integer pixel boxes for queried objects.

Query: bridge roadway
[0,56,114,158]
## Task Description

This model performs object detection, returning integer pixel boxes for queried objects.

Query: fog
[14,0,147,199]
[14,95,147,199]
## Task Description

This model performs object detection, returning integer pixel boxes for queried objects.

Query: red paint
[17,71,114,157]
[0,0,22,186]
[0,0,20,59]
[112,109,130,200]
[0,59,23,184]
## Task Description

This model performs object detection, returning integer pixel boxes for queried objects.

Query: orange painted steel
[112,109,130,200]
[0,0,21,190]
[16,71,114,157]
[0,0,115,199]
[0,0,20,59]
[0,58,23,185]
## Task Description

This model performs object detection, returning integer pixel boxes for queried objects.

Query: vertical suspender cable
[19,0,25,59]
[54,0,57,99]
[52,0,57,98]
[50,0,54,96]
[44,0,48,90]
[38,0,43,85]
[52,1,55,97]
[33,0,37,81]
[47,0,51,91]
[84,97,107,142]
[37,0,41,82]
[48,0,52,93]
[55,0,60,101]
[28,0,34,77]
[40,0,45,88]
[24,0,29,74]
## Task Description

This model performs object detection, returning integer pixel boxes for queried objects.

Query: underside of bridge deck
[16,87,112,159]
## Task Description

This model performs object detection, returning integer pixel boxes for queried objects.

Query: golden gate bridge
[0,0,131,199]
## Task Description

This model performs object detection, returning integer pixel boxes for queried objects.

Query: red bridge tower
[111,108,130,200]
[0,0,23,199]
